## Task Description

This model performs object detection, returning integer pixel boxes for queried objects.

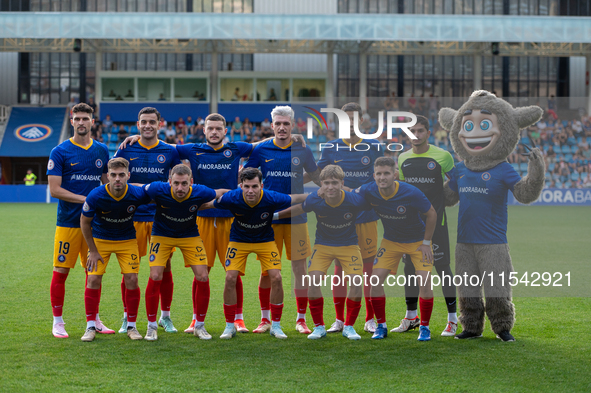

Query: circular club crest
[15,124,52,142]
[292,157,301,166]
[127,205,136,213]
[361,156,371,165]
[47,159,55,170]
[223,149,232,158]
[95,159,103,168]
[482,172,491,181]
[149,255,156,262]
[225,259,231,267]
[397,205,406,214]
[82,202,90,212]
[157,154,166,163]
[58,254,66,263]
[427,161,436,170]
[344,212,353,220]
[261,212,270,220]
[189,205,198,213]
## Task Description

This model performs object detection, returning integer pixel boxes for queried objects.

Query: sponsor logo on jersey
[405,177,436,184]
[299,240,306,246]
[482,172,491,181]
[131,167,165,174]
[344,212,353,220]
[271,252,278,258]
[334,160,343,163]
[58,254,66,262]
[292,157,300,166]
[397,205,406,214]
[265,159,274,162]
[197,163,232,170]
[225,259,231,266]
[261,212,270,220]
[266,170,297,178]
[15,124,52,142]
[82,202,90,212]
[361,156,370,165]
[189,205,198,213]
[150,255,155,262]
[47,159,55,170]
[223,149,232,158]
[403,162,412,168]
[127,205,136,213]
[373,257,378,265]
[70,174,102,181]
[95,159,103,168]
[308,260,312,268]
[427,161,436,170]
[459,186,489,194]
[70,162,79,166]
[157,154,166,163]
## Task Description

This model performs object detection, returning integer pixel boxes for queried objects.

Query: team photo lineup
[47,94,541,344]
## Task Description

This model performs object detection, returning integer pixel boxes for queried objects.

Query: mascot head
[439,90,543,171]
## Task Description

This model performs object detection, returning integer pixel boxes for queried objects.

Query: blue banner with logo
[0,107,66,157]
[509,188,591,206]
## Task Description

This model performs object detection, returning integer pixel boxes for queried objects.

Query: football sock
[50,271,68,317]
[363,262,374,321]
[126,288,141,324]
[145,278,161,323]
[161,311,170,318]
[192,314,197,320]
[295,288,308,319]
[261,310,270,321]
[120,277,127,313]
[270,303,284,323]
[127,321,136,328]
[84,287,100,322]
[160,271,174,312]
[406,309,418,319]
[371,297,386,324]
[448,312,458,324]
[344,298,362,326]
[223,304,237,323]
[53,316,64,324]
[332,264,346,321]
[259,286,271,319]
[297,313,306,321]
[195,321,204,328]
[86,321,96,329]
[123,312,128,318]
[191,277,198,315]
[195,279,210,323]
[235,313,244,320]
[419,297,434,327]
[309,297,324,327]
[147,321,157,329]
[236,275,244,315]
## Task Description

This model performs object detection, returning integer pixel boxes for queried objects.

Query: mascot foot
[496,331,515,342]
[454,331,483,340]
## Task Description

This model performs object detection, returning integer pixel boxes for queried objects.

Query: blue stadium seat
[562,120,568,127]
[545,173,551,182]
[511,163,520,172]
[318,135,327,143]
[109,133,118,143]
[130,125,138,135]
[564,154,573,161]
[519,163,528,173]
[521,137,530,145]
[543,144,549,151]
[565,181,572,188]
[577,136,583,144]
[561,145,570,154]
[548,163,555,171]
[428,136,435,144]
[571,172,580,181]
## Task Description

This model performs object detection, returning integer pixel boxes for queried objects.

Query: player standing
[316,102,383,334]
[47,103,110,338]
[355,157,438,341]
[113,107,182,334]
[80,158,151,341]
[143,164,225,341]
[244,106,321,335]
[392,115,458,336]
[212,168,307,339]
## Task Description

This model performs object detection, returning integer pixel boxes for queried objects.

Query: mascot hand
[520,143,541,161]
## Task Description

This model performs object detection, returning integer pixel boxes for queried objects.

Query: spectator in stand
[125,89,134,98]
[243,118,253,136]
[230,116,243,140]
[175,128,185,145]
[547,95,558,120]
[117,125,128,143]
[67,97,77,116]
[160,117,167,130]
[295,118,306,134]
[91,122,103,143]
[434,125,448,147]
[261,118,271,133]
[186,116,195,129]
[88,97,98,118]
[158,93,166,101]
[417,94,427,117]
[529,125,541,146]
[102,115,113,134]
[546,145,556,162]
[583,172,591,188]
[407,94,417,112]
[176,117,186,134]
[558,158,570,183]
[165,124,175,141]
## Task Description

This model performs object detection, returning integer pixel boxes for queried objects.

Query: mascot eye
[463,121,474,132]
[480,119,492,131]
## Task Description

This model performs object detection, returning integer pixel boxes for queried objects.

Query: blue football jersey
[213,188,292,243]
[82,184,151,240]
[317,138,382,224]
[47,138,109,228]
[302,190,368,247]
[244,139,317,225]
[114,140,181,222]
[145,181,217,238]
[448,162,521,244]
[176,142,253,218]
[356,181,432,243]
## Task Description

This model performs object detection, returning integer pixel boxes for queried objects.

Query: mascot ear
[515,106,543,129]
[439,108,457,131]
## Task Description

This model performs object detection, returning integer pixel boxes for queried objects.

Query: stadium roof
[1,12,591,56]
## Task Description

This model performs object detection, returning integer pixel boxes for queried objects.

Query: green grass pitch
[0,203,590,391]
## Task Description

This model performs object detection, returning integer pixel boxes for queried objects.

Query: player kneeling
[355,157,438,341]
[285,166,370,340]
[212,168,306,340]
[80,158,152,341]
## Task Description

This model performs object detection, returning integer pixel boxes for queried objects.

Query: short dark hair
[239,167,262,183]
[72,103,93,116]
[108,157,129,171]
[374,157,396,170]
[138,107,161,121]
[205,113,227,128]
[341,102,363,116]
[171,164,192,178]
[414,115,430,132]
